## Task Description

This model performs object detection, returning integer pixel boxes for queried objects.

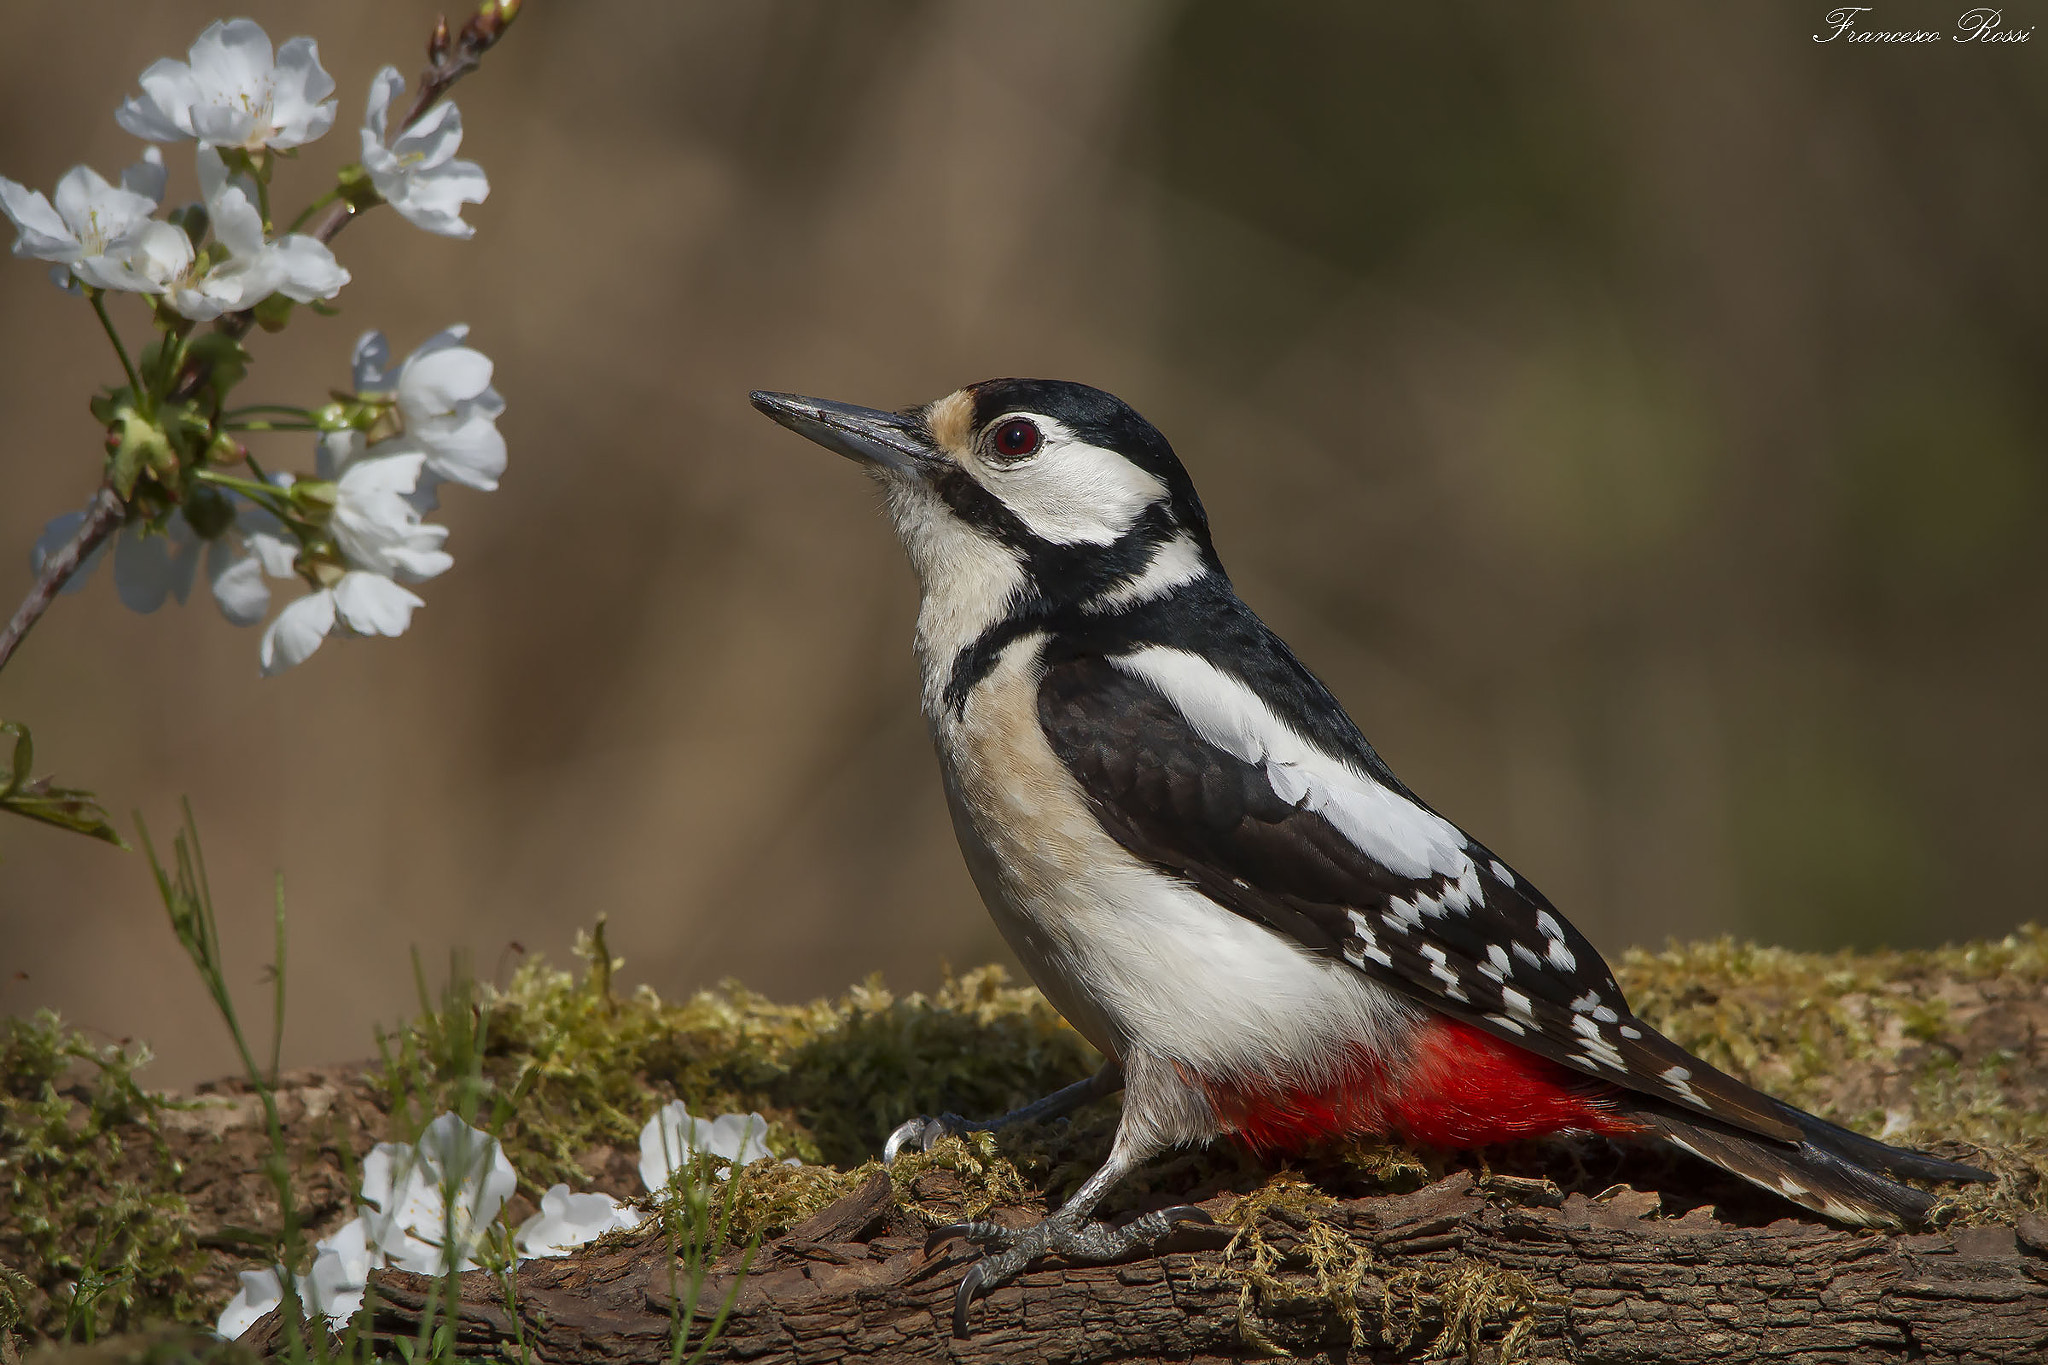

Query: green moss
[0,1013,201,1346]
[1615,927,2048,1221]
[887,1132,1032,1226]
[372,935,1098,1195]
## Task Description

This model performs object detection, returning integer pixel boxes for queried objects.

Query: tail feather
[1778,1106,1992,1185]
[1632,1108,1964,1228]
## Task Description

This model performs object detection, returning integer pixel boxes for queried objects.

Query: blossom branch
[0,485,123,674]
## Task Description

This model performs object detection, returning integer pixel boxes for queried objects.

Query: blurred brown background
[1,2,2043,1090]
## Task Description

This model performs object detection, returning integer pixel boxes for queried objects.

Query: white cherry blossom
[340,328,507,493]
[302,1217,381,1326]
[161,147,348,321]
[329,450,454,580]
[258,571,425,676]
[357,1114,517,1275]
[637,1103,783,1193]
[0,150,170,292]
[117,19,337,152]
[515,1186,646,1258]
[213,1217,384,1340]
[360,67,488,238]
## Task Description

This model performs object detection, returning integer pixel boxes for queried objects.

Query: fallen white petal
[216,1267,284,1340]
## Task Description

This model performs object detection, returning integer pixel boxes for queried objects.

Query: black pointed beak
[749,391,939,477]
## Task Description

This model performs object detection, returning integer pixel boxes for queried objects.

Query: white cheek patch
[975,420,1168,546]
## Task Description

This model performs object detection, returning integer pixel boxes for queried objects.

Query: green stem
[88,291,144,403]
[192,468,296,519]
[255,152,274,234]
[287,188,340,236]
[226,420,319,432]
[225,404,317,419]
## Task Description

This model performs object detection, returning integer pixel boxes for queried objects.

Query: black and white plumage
[750,379,1985,1330]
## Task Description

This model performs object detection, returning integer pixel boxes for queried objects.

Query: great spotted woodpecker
[750,379,1987,1332]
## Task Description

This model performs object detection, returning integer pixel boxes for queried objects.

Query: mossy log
[295,934,2048,1362]
[323,1166,2048,1364]
[30,933,2041,1364]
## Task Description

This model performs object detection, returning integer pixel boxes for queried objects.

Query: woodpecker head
[751,380,1221,640]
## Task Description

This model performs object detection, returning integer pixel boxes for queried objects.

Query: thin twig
[0,486,122,675]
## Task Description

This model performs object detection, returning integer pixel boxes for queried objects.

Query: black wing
[1038,647,1801,1144]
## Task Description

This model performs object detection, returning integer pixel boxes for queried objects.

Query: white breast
[932,634,1421,1093]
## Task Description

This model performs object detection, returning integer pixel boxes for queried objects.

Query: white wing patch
[1111,646,1475,884]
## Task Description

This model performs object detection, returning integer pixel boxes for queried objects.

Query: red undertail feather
[1206,1017,1641,1153]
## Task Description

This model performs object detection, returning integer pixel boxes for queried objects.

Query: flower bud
[203,430,246,469]
[252,294,295,333]
[183,484,237,540]
[106,411,177,500]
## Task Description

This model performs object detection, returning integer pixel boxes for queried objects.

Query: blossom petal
[186,20,273,142]
[361,66,406,149]
[121,148,167,204]
[332,571,424,636]
[391,101,464,169]
[207,540,270,626]
[112,527,175,613]
[421,415,506,491]
[198,148,266,256]
[51,166,119,237]
[516,1186,645,1258]
[269,234,349,301]
[638,1102,699,1193]
[363,1116,516,1274]
[259,589,336,674]
[401,346,494,416]
[117,59,202,141]
[247,528,300,578]
[0,179,78,260]
[269,37,338,148]
[216,1267,284,1340]
[351,329,394,392]
[338,450,428,497]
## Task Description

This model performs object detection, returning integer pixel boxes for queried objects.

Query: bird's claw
[881,1112,973,1165]
[923,1218,1009,1255]
[938,1204,1216,1337]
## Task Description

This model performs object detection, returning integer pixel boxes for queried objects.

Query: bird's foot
[882,1113,978,1164]
[926,1204,1215,1336]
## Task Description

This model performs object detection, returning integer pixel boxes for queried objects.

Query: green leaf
[0,720,129,851]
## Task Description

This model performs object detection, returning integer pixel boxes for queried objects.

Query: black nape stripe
[939,504,1208,713]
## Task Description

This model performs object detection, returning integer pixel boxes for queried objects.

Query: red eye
[993,418,1041,459]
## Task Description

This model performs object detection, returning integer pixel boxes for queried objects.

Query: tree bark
[319,1168,2048,1364]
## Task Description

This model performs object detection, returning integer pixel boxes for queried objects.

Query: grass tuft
[0,1013,200,1344]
